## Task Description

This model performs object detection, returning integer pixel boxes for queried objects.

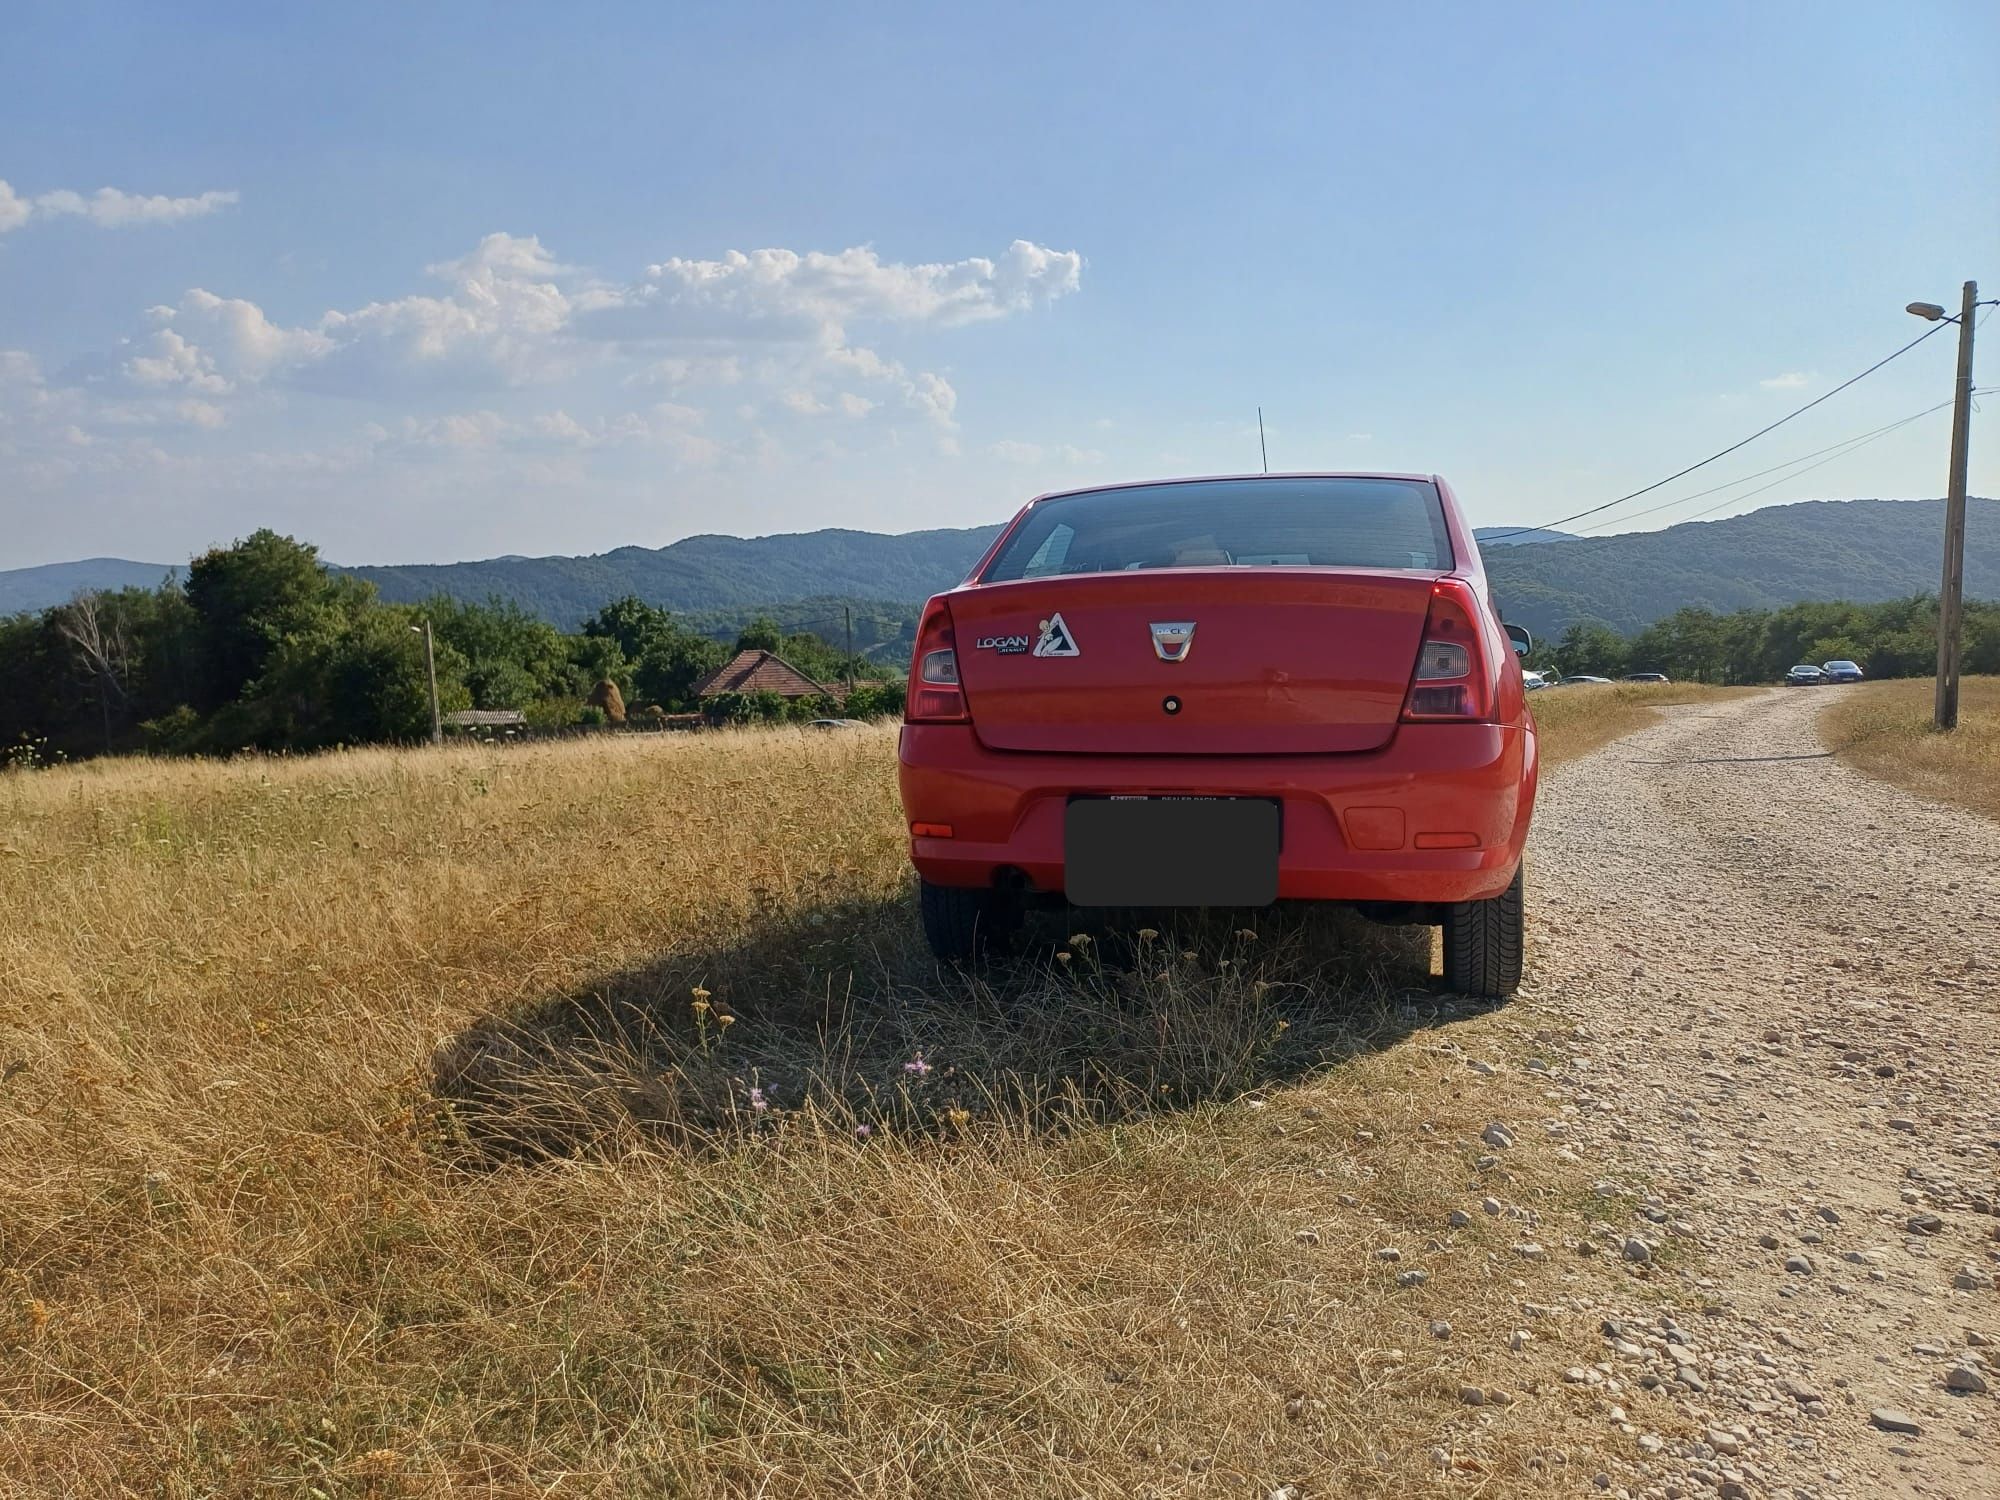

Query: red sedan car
[897,473,1538,996]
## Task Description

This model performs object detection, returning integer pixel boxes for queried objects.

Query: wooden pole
[1934,280,1976,731]
[421,620,442,745]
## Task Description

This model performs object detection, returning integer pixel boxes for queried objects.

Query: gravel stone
[1511,689,2000,1493]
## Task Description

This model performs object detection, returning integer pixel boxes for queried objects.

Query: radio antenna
[1257,407,1269,473]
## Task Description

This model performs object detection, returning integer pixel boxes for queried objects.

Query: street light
[409,620,442,745]
[1907,284,1978,730]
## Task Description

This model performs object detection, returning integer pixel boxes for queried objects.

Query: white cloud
[0,179,237,233]
[0,182,30,235]
[1760,371,1813,390]
[14,232,1083,525]
[533,409,593,443]
[124,328,234,394]
[587,240,1081,344]
[120,232,1075,418]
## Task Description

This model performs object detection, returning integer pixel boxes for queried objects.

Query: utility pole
[412,619,442,745]
[1257,407,1269,473]
[844,604,854,697]
[1935,280,1977,731]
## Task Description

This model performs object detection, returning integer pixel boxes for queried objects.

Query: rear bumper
[898,720,1536,905]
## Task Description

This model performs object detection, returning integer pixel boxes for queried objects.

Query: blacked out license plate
[1064,797,1280,908]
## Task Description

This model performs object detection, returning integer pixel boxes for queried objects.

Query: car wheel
[1440,863,1524,999]
[918,879,1019,963]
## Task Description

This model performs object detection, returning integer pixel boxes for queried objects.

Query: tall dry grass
[1,700,1730,1496]
[1818,675,2000,822]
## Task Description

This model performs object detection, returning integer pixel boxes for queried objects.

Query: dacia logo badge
[1033,613,1080,658]
[1149,621,1196,662]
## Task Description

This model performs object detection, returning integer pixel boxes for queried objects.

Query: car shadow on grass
[428,895,1494,1165]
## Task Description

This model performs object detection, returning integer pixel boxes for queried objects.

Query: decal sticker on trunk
[1033,613,1080,658]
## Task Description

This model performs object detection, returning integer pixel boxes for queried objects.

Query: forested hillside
[5,498,1990,640]
[351,526,1004,625]
[1485,498,1997,636]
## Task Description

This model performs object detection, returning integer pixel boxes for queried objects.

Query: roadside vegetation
[1818,674,2000,822]
[1525,594,2000,686]
[0,530,900,766]
[0,689,1745,1494]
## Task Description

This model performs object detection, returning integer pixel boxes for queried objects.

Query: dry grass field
[2,683,1732,1497]
[1818,674,2000,822]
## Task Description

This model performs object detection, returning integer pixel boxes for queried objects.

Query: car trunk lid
[951,569,1438,755]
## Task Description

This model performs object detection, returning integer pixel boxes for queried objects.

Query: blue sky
[1,0,1994,567]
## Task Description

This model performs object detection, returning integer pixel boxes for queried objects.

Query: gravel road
[1525,687,1999,1500]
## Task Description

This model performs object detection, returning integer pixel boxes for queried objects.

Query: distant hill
[350,526,1004,626]
[350,498,1985,639]
[1483,497,1998,637]
[1474,526,1577,546]
[5,498,1991,641]
[0,558,180,613]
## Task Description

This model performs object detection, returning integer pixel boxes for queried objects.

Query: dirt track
[1525,687,1999,1498]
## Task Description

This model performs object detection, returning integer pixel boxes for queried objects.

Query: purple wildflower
[747,1085,768,1113]
[855,1124,872,1141]
[903,1051,931,1078]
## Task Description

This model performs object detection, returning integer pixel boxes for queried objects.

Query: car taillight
[1401,579,1495,722]
[906,596,969,723]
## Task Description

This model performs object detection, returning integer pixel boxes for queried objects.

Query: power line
[1567,397,1960,536]
[1481,318,1956,543]
[1655,386,1997,530]
[1590,402,1954,532]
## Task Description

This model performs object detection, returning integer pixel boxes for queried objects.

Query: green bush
[841,681,904,720]
[524,697,584,731]
[140,706,203,756]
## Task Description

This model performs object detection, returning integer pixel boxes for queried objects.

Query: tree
[54,592,135,751]
[583,596,675,660]
[184,530,357,708]
[581,596,725,709]
[236,607,469,750]
[429,596,571,708]
[1553,620,1626,678]
[734,615,782,653]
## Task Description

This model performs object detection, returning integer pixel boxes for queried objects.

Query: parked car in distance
[1785,664,1827,687]
[1820,660,1864,683]
[1621,672,1670,683]
[897,472,1539,997]
[1558,674,1613,685]
[808,718,870,729]
[1521,669,1549,691]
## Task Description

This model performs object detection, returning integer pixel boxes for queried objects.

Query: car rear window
[980,476,1453,582]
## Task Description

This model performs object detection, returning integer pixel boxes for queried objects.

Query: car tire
[918,879,1019,964]
[1440,863,1524,999]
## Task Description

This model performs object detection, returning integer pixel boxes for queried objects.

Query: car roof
[1027,471,1440,504]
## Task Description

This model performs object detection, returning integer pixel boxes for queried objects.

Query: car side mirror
[1503,623,1532,658]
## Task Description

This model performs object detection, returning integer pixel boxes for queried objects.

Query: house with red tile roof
[690,648,836,702]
